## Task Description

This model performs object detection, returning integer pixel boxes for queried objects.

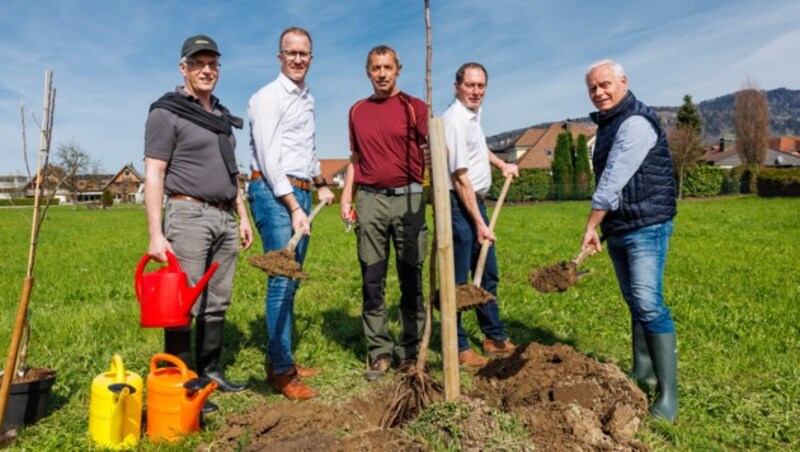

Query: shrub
[488,168,551,202]
[101,190,114,208]
[728,164,760,194]
[0,198,61,206]
[683,165,725,197]
[756,168,800,197]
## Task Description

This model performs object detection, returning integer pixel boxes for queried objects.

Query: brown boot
[482,338,516,356]
[272,368,317,401]
[458,349,489,368]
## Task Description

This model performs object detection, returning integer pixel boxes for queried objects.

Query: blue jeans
[607,220,675,335]
[248,179,312,375]
[450,192,508,351]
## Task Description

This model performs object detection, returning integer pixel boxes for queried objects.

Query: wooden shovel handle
[572,247,593,266]
[285,202,327,252]
[473,175,513,287]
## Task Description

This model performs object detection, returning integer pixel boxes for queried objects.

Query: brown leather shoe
[482,338,516,356]
[267,364,320,382]
[458,349,489,368]
[364,353,392,381]
[272,368,317,401]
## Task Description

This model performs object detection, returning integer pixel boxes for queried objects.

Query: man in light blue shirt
[247,27,334,401]
[582,59,679,422]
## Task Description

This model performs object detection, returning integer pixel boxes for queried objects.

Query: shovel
[248,202,327,279]
[529,247,594,293]
[455,175,513,311]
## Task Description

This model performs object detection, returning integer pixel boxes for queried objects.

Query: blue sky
[1,0,798,175]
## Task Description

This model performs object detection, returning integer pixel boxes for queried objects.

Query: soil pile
[474,342,649,451]
[207,342,649,450]
[204,388,425,451]
[455,284,494,310]
[248,250,309,280]
[529,261,577,293]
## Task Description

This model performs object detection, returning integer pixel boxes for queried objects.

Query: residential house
[102,163,145,203]
[705,136,800,168]
[24,163,146,204]
[513,122,597,169]
[0,175,30,199]
[318,158,350,188]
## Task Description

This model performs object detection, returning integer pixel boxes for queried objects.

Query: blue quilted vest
[590,92,677,237]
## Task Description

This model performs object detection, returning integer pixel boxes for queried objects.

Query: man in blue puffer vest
[581,60,678,422]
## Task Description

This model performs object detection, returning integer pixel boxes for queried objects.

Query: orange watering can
[88,355,143,449]
[135,251,218,328]
[146,353,217,443]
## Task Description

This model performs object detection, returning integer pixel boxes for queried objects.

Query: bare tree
[56,141,100,207]
[733,79,769,165]
[668,126,705,199]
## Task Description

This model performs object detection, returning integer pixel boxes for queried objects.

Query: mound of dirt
[248,249,309,280]
[529,261,577,293]
[207,342,650,451]
[204,387,425,451]
[474,342,649,451]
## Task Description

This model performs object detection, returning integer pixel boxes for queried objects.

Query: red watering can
[135,251,218,328]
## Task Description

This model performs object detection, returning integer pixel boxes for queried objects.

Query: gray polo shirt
[144,88,238,203]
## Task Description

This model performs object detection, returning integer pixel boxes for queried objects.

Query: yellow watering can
[88,355,143,449]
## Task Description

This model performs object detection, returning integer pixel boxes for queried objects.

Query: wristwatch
[314,177,329,188]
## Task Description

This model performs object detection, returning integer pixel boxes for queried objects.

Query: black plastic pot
[1,370,56,431]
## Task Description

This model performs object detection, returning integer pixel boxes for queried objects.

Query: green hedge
[726,164,760,194]
[0,198,61,206]
[756,168,800,197]
[488,168,552,202]
[683,165,726,197]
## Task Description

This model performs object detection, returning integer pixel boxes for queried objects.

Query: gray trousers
[163,198,239,322]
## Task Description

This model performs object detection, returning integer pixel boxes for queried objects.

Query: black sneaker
[364,354,392,381]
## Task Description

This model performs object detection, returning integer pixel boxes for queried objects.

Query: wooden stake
[429,117,459,400]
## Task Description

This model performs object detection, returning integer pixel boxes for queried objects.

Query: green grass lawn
[1,196,798,450]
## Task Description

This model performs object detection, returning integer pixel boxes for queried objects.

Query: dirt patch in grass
[208,342,649,451]
[455,284,494,310]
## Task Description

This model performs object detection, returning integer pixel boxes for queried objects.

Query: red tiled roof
[768,136,800,152]
[516,122,596,169]
[319,158,349,181]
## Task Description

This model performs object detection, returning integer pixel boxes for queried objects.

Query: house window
[546,150,553,156]
[125,170,130,177]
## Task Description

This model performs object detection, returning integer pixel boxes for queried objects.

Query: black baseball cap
[181,35,220,58]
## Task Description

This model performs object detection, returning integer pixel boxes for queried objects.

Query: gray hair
[586,59,625,79]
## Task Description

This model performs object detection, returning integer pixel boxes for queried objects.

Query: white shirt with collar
[442,99,492,195]
[248,72,320,197]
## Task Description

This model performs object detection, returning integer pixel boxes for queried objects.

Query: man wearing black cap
[144,34,253,413]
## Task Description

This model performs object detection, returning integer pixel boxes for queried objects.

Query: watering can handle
[286,202,328,251]
[134,254,153,302]
[150,353,190,379]
[109,354,126,383]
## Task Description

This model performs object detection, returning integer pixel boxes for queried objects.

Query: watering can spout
[183,259,219,313]
[181,378,218,432]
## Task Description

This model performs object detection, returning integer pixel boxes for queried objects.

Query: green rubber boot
[646,333,678,422]
[630,321,657,391]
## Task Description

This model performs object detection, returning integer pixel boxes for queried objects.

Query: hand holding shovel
[248,202,327,279]
[455,175,513,311]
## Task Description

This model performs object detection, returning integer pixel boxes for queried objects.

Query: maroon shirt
[349,92,428,188]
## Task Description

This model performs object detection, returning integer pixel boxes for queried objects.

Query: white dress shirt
[248,72,320,197]
[443,99,492,195]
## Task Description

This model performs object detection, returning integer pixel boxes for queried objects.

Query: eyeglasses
[185,59,221,71]
[281,50,312,61]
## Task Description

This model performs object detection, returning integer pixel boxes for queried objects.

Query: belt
[359,183,424,196]
[169,194,233,210]
[251,171,311,191]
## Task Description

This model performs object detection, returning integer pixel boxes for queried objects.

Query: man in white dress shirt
[247,26,334,400]
[443,62,518,368]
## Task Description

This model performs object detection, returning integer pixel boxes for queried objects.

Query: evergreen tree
[676,94,702,133]
[574,134,593,199]
[551,132,574,200]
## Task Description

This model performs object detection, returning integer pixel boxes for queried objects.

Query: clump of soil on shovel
[474,342,650,451]
[208,342,649,451]
[248,249,309,280]
[529,261,577,293]
[455,284,494,310]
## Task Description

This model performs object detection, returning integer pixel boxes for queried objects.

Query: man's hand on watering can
[148,234,174,263]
